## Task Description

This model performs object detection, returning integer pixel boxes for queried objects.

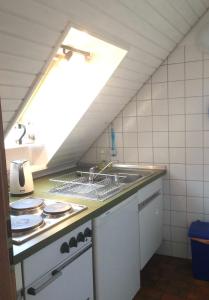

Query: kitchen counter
[11,166,166,264]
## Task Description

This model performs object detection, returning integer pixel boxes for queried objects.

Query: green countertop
[11,167,166,264]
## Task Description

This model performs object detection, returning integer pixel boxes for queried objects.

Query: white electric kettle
[9,160,34,196]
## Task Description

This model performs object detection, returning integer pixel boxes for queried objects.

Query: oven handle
[27,243,92,296]
[27,270,62,296]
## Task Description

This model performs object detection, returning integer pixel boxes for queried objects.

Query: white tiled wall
[82,38,209,258]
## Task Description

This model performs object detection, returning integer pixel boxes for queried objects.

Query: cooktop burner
[11,215,44,232]
[10,197,44,215]
[43,202,72,215]
[10,197,87,245]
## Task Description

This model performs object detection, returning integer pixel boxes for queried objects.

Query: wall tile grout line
[151,73,154,165]
[202,47,206,222]
[165,55,172,256]
[183,45,189,257]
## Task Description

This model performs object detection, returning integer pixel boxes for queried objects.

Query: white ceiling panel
[0,11,60,46]
[0,53,43,74]
[0,0,68,30]
[127,47,162,67]
[0,86,27,98]
[2,111,16,123]
[168,0,199,25]
[187,0,206,17]
[36,0,169,58]
[120,57,155,75]
[0,71,35,87]
[120,0,182,41]
[101,86,137,98]
[1,99,22,111]
[108,77,143,90]
[0,32,51,60]
[85,0,176,49]
[201,0,209,8]
[147,0,191,34]
[113,67,149,83]
[94,95,129,104]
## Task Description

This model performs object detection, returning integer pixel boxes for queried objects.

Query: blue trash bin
[188,220,209,281]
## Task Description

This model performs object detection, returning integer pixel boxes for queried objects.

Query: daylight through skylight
[5,27,127,165]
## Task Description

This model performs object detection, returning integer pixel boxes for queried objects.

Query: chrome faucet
[88,166,97,183]
[88,161,120,184]
[97,161,113,175]
[88,161,113,183]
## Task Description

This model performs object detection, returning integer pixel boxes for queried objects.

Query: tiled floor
[134,254,209,300]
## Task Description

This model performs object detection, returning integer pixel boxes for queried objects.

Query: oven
[10,197,93,300]
[22,220,93,300]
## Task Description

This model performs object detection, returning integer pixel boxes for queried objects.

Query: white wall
[81,13,209,258]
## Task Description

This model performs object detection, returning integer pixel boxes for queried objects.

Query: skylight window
[5,27,127,167]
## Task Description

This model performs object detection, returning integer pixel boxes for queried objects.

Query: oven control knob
[60,242,69,253]
[84,227,92,238]
[69,237,77,248]
[77,232,85,243]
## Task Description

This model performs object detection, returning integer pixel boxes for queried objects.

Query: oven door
[25,247,93,300]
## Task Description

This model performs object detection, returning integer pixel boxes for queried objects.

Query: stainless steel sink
[49,172,125,201]
[49,167,155,201]
[108,168,154,183]
[116,173,143,183]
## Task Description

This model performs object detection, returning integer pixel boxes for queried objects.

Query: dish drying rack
[49,171,125,201]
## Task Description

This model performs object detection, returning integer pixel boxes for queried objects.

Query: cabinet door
[93,194,140,300]
[139,193,162,270]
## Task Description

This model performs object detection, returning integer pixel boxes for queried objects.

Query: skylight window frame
[5,27,127,169]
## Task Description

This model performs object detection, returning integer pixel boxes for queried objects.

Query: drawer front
[137,178,162,204]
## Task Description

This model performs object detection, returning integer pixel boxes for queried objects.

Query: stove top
[10,197,87,245]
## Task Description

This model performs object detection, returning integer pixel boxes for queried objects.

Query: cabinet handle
[138,190,161,212]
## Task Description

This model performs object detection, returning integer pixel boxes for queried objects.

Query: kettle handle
[18,164,25,187]
[17,123,26,145]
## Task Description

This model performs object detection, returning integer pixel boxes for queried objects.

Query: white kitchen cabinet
[93,193,140,300]
[138,178,163,270]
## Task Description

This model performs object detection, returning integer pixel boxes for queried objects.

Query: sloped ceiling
[1,0,209,168]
